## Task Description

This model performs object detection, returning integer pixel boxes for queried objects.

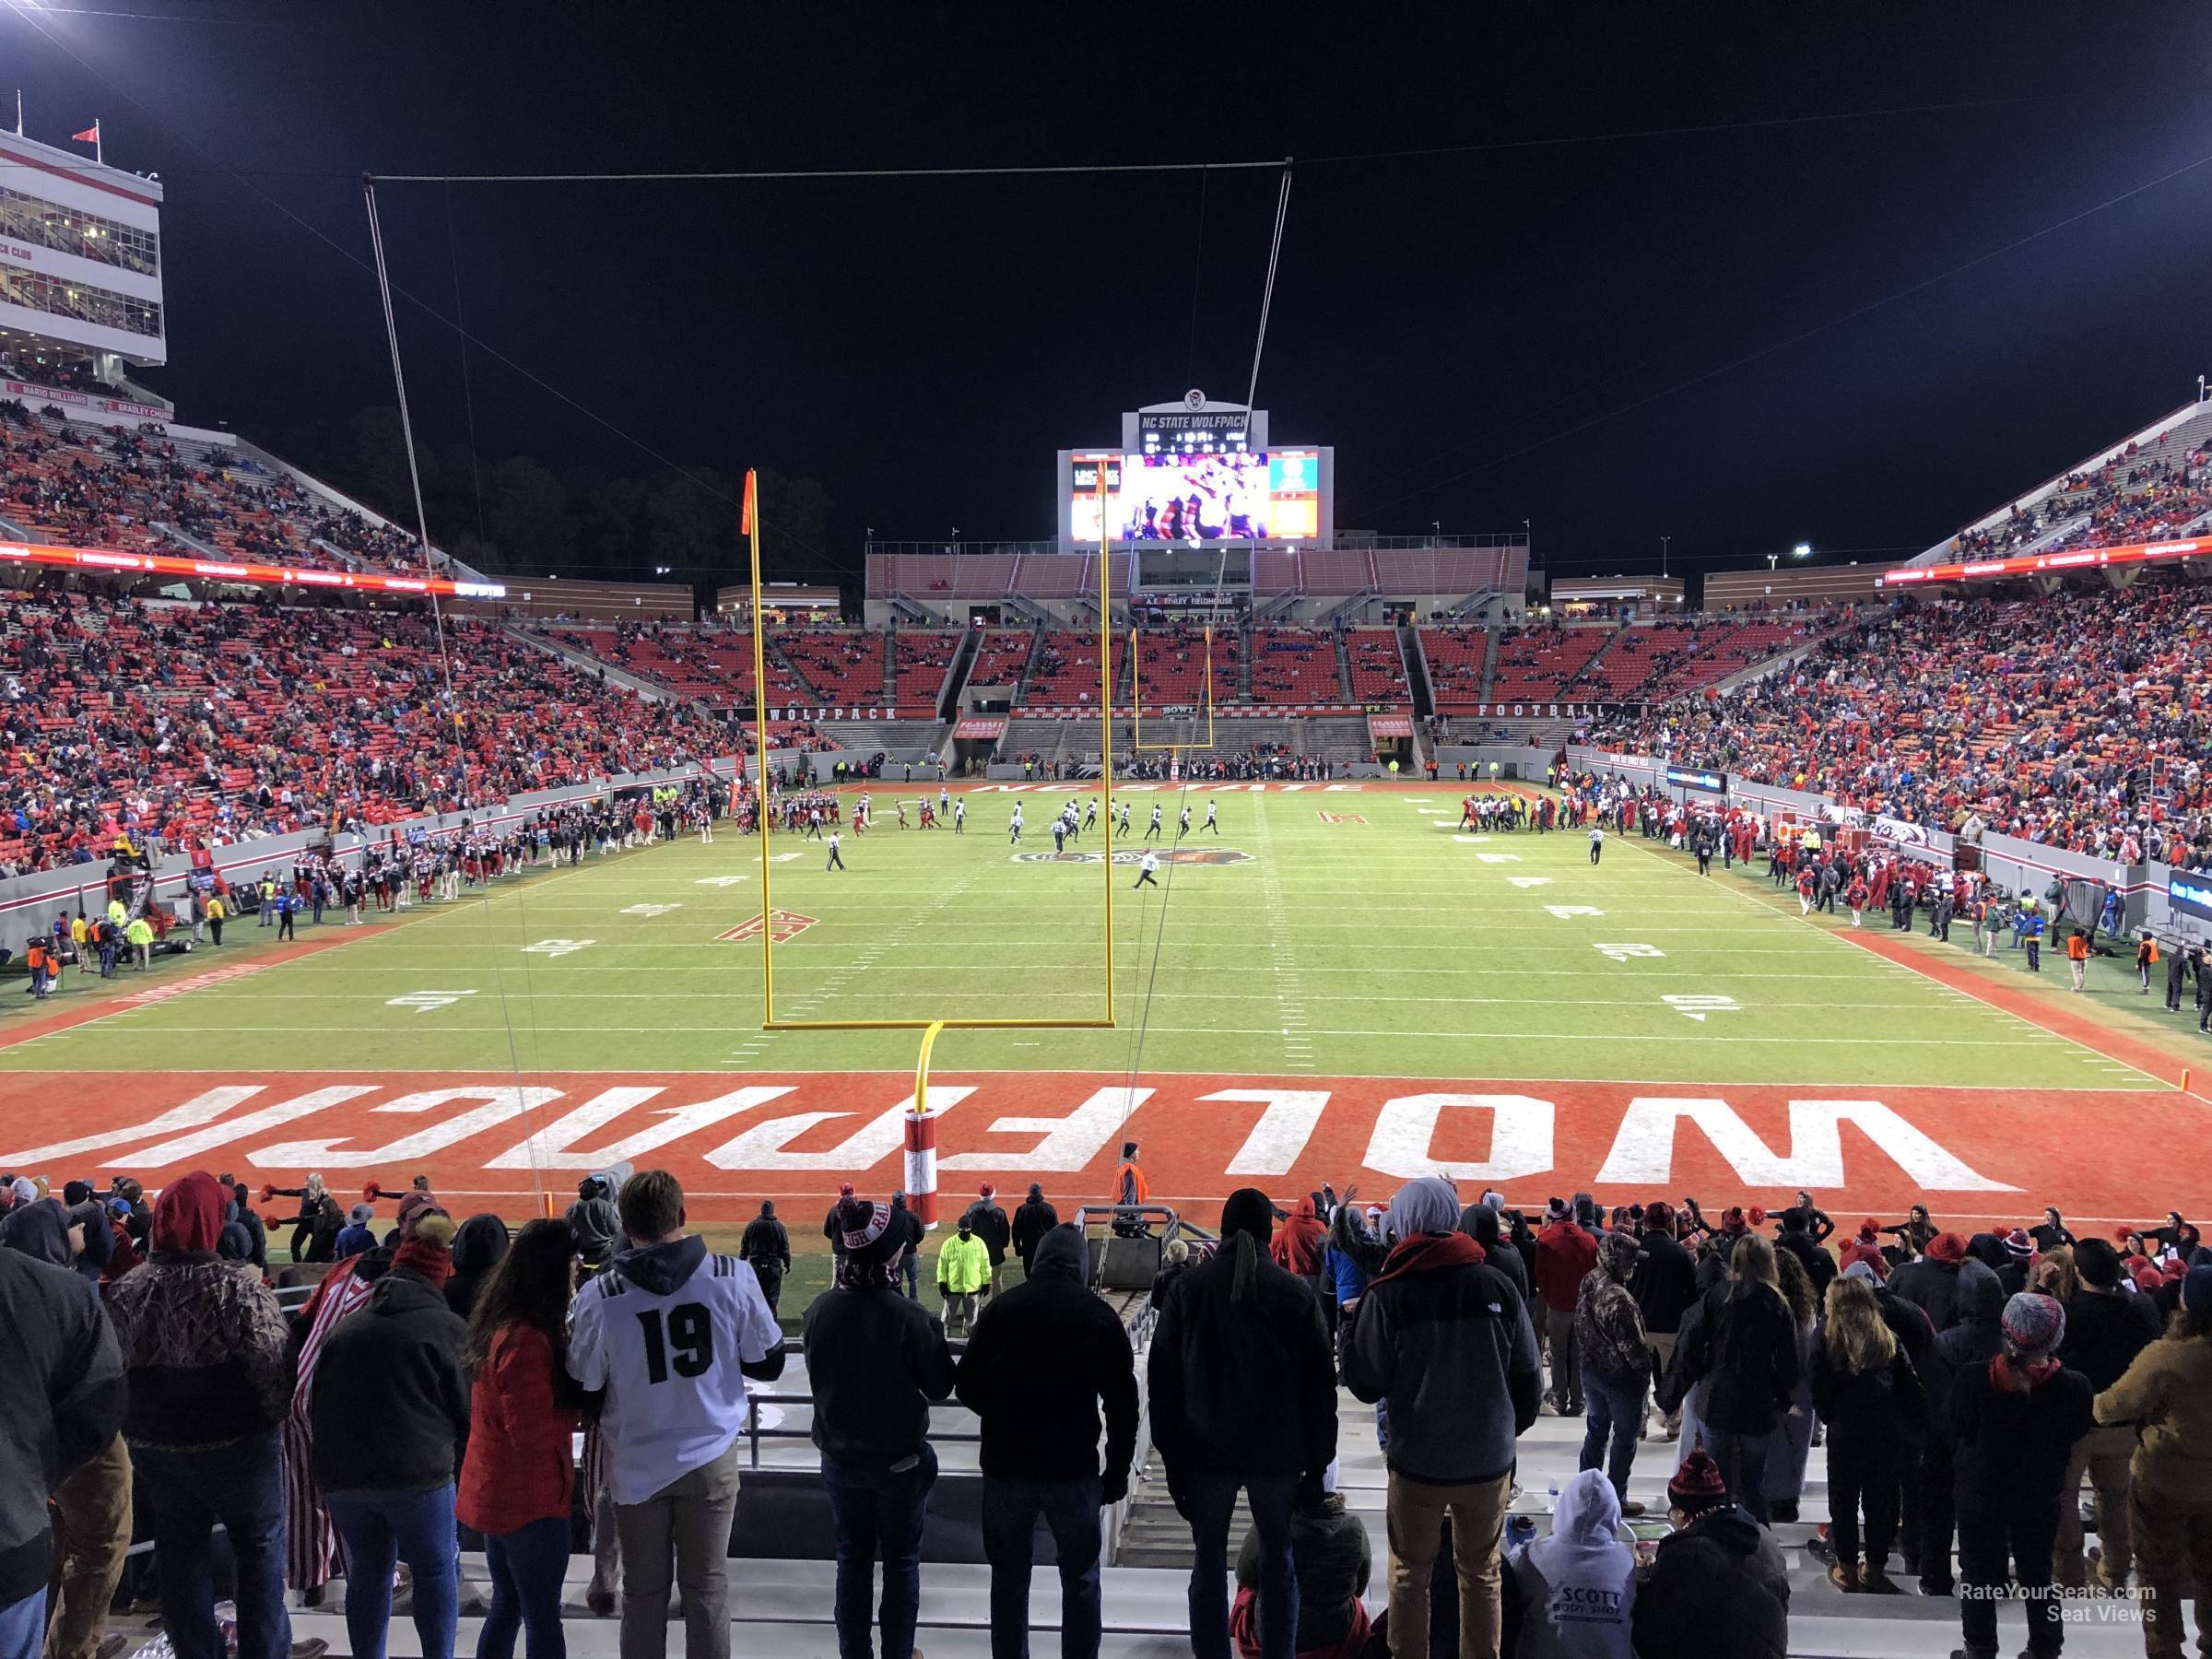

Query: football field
[1,783,2206,1229]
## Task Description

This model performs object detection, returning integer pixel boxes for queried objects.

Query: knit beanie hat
[837,1194,900,1267]
[1841,1259,1880,1285]
[2004,1228,2035,1262]
[1644,1201,1675,1233]
[1926,1230,1968,1264]
[2002,1291,2066,1359]
[62,1180,91,1206]
[1667,1449,1728,1514]
[2183,1264,2212,1320]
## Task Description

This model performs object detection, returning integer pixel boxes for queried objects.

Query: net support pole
[746,470,775,1022]
[1099,471,1115,1023]
[906,1019,946,1229]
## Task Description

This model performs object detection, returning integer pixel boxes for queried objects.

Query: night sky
[8,3,2212,588]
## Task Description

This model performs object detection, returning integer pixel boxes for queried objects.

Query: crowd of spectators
[2,1164,2205,1659]
[1597,581,2212,859]
[0,583,745,872]
[0,406,454,581]
[1952,426,2212,560]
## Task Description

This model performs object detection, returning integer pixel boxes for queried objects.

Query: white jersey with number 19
[568,1244,782,1503]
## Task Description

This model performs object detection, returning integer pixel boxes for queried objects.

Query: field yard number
[1594,943,1665,962]
[1663,994,1740,1022]
[1507,877,1553,888]
[1545,905,1604,919]
[387,990,477,1015]
[695,876,749,888]
[621,903,682,917]
[523,938,595,959]
[1475,853,1522,864]
[771,853,805,864]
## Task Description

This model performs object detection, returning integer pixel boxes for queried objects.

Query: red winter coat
[456,1322,579,1535]
[1535,1220,1599,1313]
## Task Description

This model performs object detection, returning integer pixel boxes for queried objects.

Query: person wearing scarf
[1343,1176,1541,1659]
[1148,1189,1336,1659]
[1945,1292,2094,1659]
[104,1172,299,1659]
[311,1213,470,1659]
[801,1195,956,1659]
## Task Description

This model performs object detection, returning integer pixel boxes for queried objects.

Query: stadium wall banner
[0,537,504,600]
[1883,534,2206,587]
[2,376,169,423]
[952,717,1007,739]
[1368,714,1414,739]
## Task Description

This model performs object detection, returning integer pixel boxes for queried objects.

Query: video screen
[1070,451,1322,543]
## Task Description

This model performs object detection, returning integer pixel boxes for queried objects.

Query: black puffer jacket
[1630,1503,1790,1659]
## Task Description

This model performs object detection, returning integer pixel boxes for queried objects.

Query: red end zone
[0,1071,2202,1230]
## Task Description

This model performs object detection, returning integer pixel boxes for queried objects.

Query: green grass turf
[0,786,2167,1089]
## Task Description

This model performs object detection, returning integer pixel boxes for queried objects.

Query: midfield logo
[716,910,818,943]
[1012,848,1253,866]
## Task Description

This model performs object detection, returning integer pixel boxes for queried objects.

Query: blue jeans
[328,1482,460,1659]
[1580,1371,1646,1504]
[900,1252,920,1300]
[0,1589,46,1659]
[1184,1470,1299,1659]
[1701,1428,1771,1524]
[820,1444,937,1659]
[979,1477,1103,1659]
[478,1515,570,1659]
[133,1428,291,1659]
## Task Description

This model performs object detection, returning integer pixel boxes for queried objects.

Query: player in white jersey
[1009,805,1024,843]
[1177,805,1191,840]
[567,1171,785,1659]
[953,798,965,833]
[1146,805,1163,841]
[1204,798,1218,834]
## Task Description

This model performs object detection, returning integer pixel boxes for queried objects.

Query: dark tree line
[265,406,834,597]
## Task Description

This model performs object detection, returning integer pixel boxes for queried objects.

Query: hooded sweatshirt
[1462,1203,1532,1307]
[1009,1189,1059,1271]
[957,1224,1138,1486]
[106,1171,293,1453]
[1921,1259,2004,1442]
[1574,1232,1649,1384]
[1270,1196,1326,1277]
[0,1197,76,1275]
[311,1265,471,1493]
[2094,1325,2212,1501]
[1507,1468,1636,1659]
[567,1233,785,1504]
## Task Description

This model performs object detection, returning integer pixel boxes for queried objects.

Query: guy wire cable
[364,178,546,1216]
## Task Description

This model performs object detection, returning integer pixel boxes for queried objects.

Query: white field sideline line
[204,965,1973,982]
[0,1062,2162,1092]
[51,1023,2071,1046]
[159,991,2021,1011]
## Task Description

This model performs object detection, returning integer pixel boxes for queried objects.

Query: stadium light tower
[1660,534,1670,576]
[1793,541,1813,559]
